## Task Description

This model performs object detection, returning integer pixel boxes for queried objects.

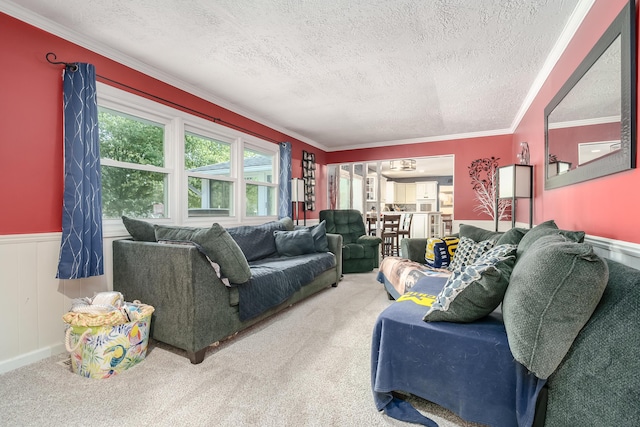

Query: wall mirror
[544,1,636,190]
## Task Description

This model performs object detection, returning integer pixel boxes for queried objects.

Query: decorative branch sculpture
[468,157,511,221]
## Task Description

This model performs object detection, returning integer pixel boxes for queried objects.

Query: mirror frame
[544,1,636,190]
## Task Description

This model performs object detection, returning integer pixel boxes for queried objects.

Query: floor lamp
[290,178,305,225]
[495,164,533,231]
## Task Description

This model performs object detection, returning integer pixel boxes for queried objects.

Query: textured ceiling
[4,0,586,151]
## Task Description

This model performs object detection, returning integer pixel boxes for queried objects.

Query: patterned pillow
[423,244,517,322]
[425,237,459,268]
[447,236,495,272]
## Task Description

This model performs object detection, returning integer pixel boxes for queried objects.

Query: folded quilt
[371,279,546,427]
[377,256,450,298]
[237,252,335,321]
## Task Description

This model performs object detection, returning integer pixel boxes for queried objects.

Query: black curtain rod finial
[46,52,78,72]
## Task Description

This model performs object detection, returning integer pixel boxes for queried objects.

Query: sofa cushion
[320,209,366,244]
[154,223,251,284]
[122,216,156,242]
[447,236,495,273]
[342,243,364,260]
[544,258,640,426]
[295,220,329,252]
[496,227,528,246]
[227,220,287,261]
[459,224,503,243]
[424,244,517,322]
[238,252,337,321]
[516,219,585,258]
[274,229,316,257]
[503,234,609,379]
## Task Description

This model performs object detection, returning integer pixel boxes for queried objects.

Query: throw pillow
[227,221,287,261]
[447,236,495,273]
[459,224,503,243]
[274,229,316,257]
[516,219,585,258]
[496,227,528,246]
[294,220,330,252]
[424,244,517,322]
[154,223,251,284]
[503,234,609,379]
[122,216,156,242]
[425,237,459,268]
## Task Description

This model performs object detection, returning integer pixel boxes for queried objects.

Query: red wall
[513,0,640,242]
[326,134,513,221]
[548,121,621,168]
[0,13,323,235]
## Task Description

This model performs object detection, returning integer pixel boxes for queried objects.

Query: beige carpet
[0,272,483,427]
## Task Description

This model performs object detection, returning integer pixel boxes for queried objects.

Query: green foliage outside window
[99,108,165,218]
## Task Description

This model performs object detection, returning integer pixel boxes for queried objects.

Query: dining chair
[397,213,413,242]
[381,214,401,258]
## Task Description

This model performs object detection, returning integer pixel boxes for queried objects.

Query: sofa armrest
[113,239,236,354]
[326,233,343,280]
[357,235,383,246]
[401,238,428,263]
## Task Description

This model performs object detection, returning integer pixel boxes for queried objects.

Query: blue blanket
[237,252,336,322]
[371,277,546,427]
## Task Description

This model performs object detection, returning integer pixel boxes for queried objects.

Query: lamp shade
[498,164,532,198]
[290,178,305,202]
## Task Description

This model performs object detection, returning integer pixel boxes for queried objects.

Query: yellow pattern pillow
[425,237,459,268]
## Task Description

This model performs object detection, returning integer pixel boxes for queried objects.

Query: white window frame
[242,135,280,220]
[98,83,280,237]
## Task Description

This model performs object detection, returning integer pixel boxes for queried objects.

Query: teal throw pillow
[496,227,528,246]
[424,244,517,322]
[154,223,251,284]
[516,219,585,258]
[459,224,503,243]
[122,216,156,242]
[274,229,316,257]
[503,234,608,379]
[294,220,329,252]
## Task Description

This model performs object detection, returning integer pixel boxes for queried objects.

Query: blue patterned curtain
[56,63,104,279]
[278,142,292,219]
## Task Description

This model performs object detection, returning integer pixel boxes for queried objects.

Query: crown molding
[0,0,328,151]
[0,0,597,155]
[327,128,512,152]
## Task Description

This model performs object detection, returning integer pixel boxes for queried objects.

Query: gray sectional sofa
[397,222,640,427]
[113,217,342,364]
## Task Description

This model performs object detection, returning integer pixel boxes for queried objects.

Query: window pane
[99,107,164,167]
[339,177,351,209]
[101,165,166,219]
[246,183,275,216]
[188,177,233,217]
[185,132,231,177]
[244,148,274,183]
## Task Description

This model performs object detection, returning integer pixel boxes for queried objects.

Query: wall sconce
[495,164,533,230]
[390,159,416,171]
[290,178,306,225]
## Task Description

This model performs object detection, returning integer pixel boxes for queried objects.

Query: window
[184,130,234,217]
[99,107,169,219]
[244,147,276,216]
[97,83,280,228]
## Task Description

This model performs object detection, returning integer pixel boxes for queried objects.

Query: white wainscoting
[2,226,639,374]
[0,233,121,374]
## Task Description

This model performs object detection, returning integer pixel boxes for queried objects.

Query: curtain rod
[45,52,284,145]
